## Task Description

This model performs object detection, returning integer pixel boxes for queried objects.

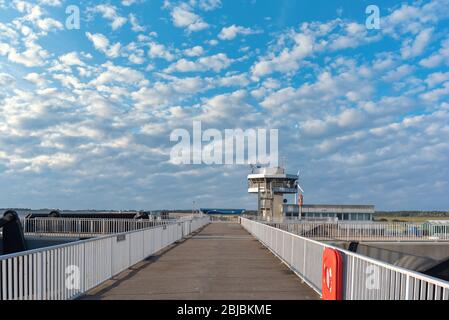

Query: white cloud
[382,64,415,82]
[22,4,44,21]
[249,19,383,79]
[196,90,256,125]
[35,17,63,32]
[215,73,250,87]
[420,82,449,102]
[128,53,145,64]
[90,62,146,87]
[2,0,449,210]
[86,32,121,58]
[251,33,314,78]
[24,72,46,86]
[147,41,175,61]
[218,25,259,40]
[59,52,85,66]
[0,72,15,86]
[425,72,449,88]
[184,46,204,57]
[327,22,379,51]
[420,36,449,68]
[7,41,49,67]
[121,0,139,5]
[165,53,232,73]
[207,39,219,46]
[0,42,11,56]
[131,76,209,109]
[0,22,19,41]
[170,4,209,32]
[198,0,222,11]
[129,13,145,32]
[52,73,84,89]
[401,28,433,59]
[91,4,127,30]
[382,1,449,38]
[38,0,62,6]
[17,153,77,173]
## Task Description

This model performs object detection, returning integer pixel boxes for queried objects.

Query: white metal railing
[0,216,209,300]
[261,220,449,241]
[241,218,449,300]
[208,215,240,223]
[21,218,171,238]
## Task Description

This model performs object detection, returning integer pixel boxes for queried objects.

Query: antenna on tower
[280,156,287,172]
[296,170,304,193]
[295,170,305,207]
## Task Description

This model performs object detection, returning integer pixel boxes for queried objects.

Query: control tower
[248,166,298,221]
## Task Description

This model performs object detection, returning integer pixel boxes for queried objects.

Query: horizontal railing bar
[240,218,449,300]
[1,216,210,300]
[251,219,449,288]
[255,219,449,241]
[1,219,199,260]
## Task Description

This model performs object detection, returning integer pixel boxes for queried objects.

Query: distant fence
[0,216,209,300]
[241,218,449,300]
[262,220,449,241]
[208,215,241,223]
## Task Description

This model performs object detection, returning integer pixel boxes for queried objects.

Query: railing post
[291,236,294,267]
[350,257,355,300]
[405,275,410,300]
[282,232,285,259]
[302,240,307,280]
[82,242,86,294]
[111,236,114,277]
[128,233,131,267]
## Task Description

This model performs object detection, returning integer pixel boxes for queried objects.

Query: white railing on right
[0,216,209,300]
[262,220,449,241]
[240,218,449,300]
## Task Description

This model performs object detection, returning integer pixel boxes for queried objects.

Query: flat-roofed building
[283,204,375,221]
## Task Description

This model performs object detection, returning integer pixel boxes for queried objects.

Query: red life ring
[322,248,344,300]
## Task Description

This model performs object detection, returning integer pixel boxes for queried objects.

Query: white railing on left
[0,216,209,300]
[22,218,170,238]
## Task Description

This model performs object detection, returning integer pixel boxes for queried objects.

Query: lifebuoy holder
[322,248,344,300]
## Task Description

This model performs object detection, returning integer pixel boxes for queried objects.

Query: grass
[374,216,449,222]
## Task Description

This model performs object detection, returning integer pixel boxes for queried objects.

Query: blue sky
[1,0,449,211]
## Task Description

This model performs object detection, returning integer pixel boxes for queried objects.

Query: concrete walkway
[82,223,320,300]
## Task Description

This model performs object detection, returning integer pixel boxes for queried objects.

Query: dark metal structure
[25,211,152,220]
[0,210,27,254]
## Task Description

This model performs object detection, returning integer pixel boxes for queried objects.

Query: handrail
[240,217,449,300]
[260,220,449,287]
[0,220,176,261]
[20,217,174,238]
[0,216,210,300]
[260,219,449,241]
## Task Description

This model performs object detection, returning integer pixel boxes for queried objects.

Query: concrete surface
[82,223,319,300]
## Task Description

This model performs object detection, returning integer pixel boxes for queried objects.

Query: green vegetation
[374,211,449,222]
